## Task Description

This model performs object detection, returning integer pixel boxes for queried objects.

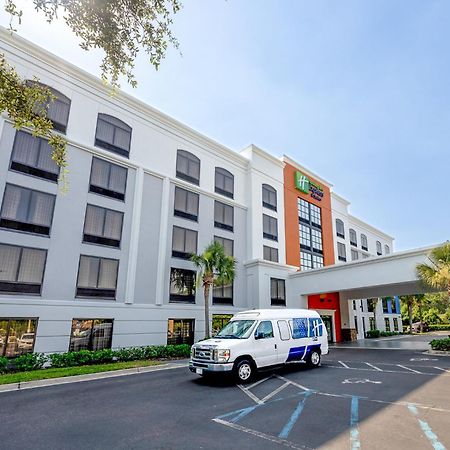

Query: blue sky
[1,1,448,251]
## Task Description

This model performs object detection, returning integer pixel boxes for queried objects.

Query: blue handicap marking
[350,396,360,450]
[408,404,446,450]
[278,391,312,439]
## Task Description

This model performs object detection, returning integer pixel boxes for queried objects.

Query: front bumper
[189,360,234,374]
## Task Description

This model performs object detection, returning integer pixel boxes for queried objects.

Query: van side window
[289,318,308,339]
[309,318,323,337]
[277,320,290,341]
[255,321,274,339]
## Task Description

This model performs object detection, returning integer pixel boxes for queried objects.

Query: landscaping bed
[430,338,450,352]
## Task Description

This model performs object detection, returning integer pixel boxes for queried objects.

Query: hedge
[365,330,401,339]
[430,338,450,351]
[0,344,191,374]
[429,324,450,331]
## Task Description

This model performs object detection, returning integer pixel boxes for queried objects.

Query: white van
[189,309,328,382]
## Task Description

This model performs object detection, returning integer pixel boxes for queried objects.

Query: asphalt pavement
[1,344,449,449]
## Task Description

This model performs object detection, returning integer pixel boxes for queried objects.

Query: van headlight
[214,349,230,363]
[190,346,195,359]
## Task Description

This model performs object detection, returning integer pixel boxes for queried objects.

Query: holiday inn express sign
[294,171,324,201]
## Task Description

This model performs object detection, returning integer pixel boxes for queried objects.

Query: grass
[0,360,161,385]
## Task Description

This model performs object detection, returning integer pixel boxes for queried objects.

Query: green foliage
[0,357,9,373]
[12,353,47,371]
[5,0,181,89]
[365,330,381,338]
[401,292,450,325]
[429,324,450,331]
[379,331,400,337]
[430,338,450,351]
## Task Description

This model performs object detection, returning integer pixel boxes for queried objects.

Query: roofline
[347,214,395,241]
[282,155,333,188]
[240,144,285,168]
[331,191,351,205]
[0,26,249,167]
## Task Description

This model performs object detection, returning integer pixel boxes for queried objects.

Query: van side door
[276,320,292,364]
[253,320,278,368]
[286,318,310,362]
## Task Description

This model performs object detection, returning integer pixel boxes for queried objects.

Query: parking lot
[1,346,449,449]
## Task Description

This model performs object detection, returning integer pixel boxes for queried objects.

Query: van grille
[193,347,213,362]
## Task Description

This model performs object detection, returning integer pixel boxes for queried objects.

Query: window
[361,234,368,251]
[0,318,37,357]
[27,81,71,133]
[0,184,55,236]
[0,244,46,295]
[176,150,200,185]
[83,205,123,248]
[262,184,277,211]
[290,318,308,339]
[393,318,399,332]
[167,319,195,345]
[76,256,119,299]
[384,318,391,332]
[298,199,323,270]
[174,187,199,221]
[10,131,60,182]
[263,245,279,262]
[214,201,234,232]
[349,229,357,247]
[367,298,377,313]
[89,157,127,201]
[301,253,312,270]
[263,214,278,241]
[369,317,376,331]
[214,236,233,256]
[336,219,345,238]
[312,254,324,268]
[215,167,234,199]
[213,283,233,305]
[172,226,197,259]
[212,315,233,336]
[277,320,290,340]
[376,241,382,256]
[69,319,113,352]
[385,245,390,255]
[337,242,347,262]
[270,278,285,306]
[351,249,359,261]
[95,113,132,157]
[309,318,323,337]
[169,268,196,303]
[255,321,274,339]
[391,298,399,314]
[362,252,369,259]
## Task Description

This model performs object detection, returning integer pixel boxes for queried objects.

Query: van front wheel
[307,350,321,368]
[234,359,254,383]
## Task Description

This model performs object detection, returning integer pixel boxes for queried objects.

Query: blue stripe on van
[286,344,321,362]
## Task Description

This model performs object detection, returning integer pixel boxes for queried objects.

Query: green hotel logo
[294,171,310,194]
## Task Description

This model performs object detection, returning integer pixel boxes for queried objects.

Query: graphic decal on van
[286,344,321,362]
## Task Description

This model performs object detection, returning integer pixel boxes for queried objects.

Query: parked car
[17,333,35,350]
[411,322,429,333]
[189,308,328,383]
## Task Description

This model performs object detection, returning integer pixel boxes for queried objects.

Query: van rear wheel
[307,350,321,368]
[234,359,254,383]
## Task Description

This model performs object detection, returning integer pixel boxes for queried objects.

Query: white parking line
[365,362,382,371]
[434,367,450,373]
[397,364,422,374]
[276,375,311,392]
[339,361,350,368]
[260,381,291,403]
[247,376,271,390]
[237,384,264,405]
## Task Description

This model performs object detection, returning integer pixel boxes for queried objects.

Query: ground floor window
[167,319,195,345]
[369,317,376,331]
[393,318,399,332]
[69,319,113,352]
[384,317,391,332]
[270,278,286,306]
[0,318,37,357]
[212,283,233,305]
[212,314,233,336]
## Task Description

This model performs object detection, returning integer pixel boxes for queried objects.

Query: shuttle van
[189,309,328,382]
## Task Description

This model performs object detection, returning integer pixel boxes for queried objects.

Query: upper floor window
[172,226,197,259]
[83,204,124,248]
[215,167,234,199]
[270,278,286,306]
[0,184,56,236]
[351,249,359,261]
[385,245,390,255]
[169,268,196,303]
[76,255,119,299]
[213,283,233,305]
[337,242,347,262]
[214,235,233,256]
[263,245,279,263]
[27,81,71,133]
[262,184,277,211]
[349,229,357,247]
[335,219,345,239]
[95,114,132,157]
[263,214,278,241]
[176,150,200,185]
[361,234,368,251]
[10,131,59,182]
[214,201,234,232]
[174,186,199,221]
[0,244,46,295]
[376,241,382,256]
[0,318,38,357]
[89,157,127,201]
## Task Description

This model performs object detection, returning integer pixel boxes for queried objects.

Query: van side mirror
[255,331,263,340]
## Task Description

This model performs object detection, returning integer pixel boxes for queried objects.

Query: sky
[1,1,449,251]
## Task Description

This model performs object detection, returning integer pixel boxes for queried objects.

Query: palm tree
[401,294,424,333]
[416,242,450,301]
[191,242,236,339]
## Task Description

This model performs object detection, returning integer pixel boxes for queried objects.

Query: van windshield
[216,320,255,339]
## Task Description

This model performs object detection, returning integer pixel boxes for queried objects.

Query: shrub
[0,356,8,373]
[379,331,400,337]
[429,324,450,331]
[366,330,381,338]
[430,338,450,351]
[49,350,93,368]
[12,353,47,371]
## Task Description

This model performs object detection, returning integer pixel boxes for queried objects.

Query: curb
[0,361,189,394]
[424,350,450,357]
